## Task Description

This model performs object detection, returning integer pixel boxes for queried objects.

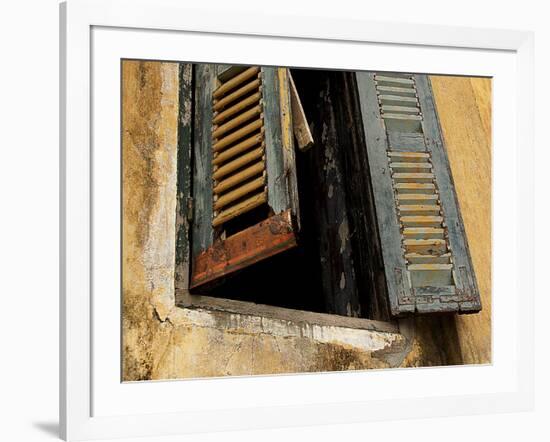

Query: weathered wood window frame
[174,63,481,323]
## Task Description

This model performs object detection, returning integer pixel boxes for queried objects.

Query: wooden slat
[213,79,261,111]
[212,105,262,139]
[213,66,260,99]
[388,151,430,162]
[378,94,418,106]
[390,162,432,172]
[396,193,438,203]
[289,71,314,151]
[400,215,443,227]
[392,172,435,183]
[213,146,264,180]
[381,104,421,114]
[405,252,452,264]
[376,85,417,96]
[394,183,436,194]
[398,205,441,215]
[214,176,266,210]
[213,132,263,165]
[403,239,447,254]
[213,91,261,125]
[408,263,453,271]
[375,75,415,86]
[382,113,423,121]
[213,161,265,194]
[211,192,267,228]
[403,227,445,239]
[213,119,263,152]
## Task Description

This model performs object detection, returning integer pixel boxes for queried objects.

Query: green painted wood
[262,67,300,226]
[175,63,194,291]
[356,72,414,316]
[191,64,215,259]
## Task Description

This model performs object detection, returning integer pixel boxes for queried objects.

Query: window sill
[176,289,399,335]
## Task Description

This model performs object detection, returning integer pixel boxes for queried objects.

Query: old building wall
[122,61,491,381]
[430,76,492,364]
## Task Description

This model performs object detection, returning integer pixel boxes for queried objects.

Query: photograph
[122,61,491,381]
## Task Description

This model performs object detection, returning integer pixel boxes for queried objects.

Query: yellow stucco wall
[430,76,492,364]
[122,61,491,381]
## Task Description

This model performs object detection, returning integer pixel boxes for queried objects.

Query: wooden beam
[190,210,297,290]
[288,71,314,152]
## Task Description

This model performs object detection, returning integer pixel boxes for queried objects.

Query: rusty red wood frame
[190,209,297,289]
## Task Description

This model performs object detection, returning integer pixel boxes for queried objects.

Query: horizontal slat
[213,66,260,99]
[388,151,430,161]
[212,105,262,139]
[213,79,261,111]
[398,205,441,215]
[403,239,447,254]
[213,119,263,152]
[214,176,266,210]
[382,113,423,121]
[213,146,264,180]
[376,75,415,86]
[212,192,267,227]
[390,162,432,172]
[405,253,452,264]
[392,173,435,183]
[376,85,417,96]
[403,227,445,239]
[213,91,261,125]
[400,215,444,227]
[408,263,453,271]
[394,183,436,194]
[381,104,420,114]
[213,133,263,165]
[378,94,418,106]
[396,193,439,204]
[213,161,265,194]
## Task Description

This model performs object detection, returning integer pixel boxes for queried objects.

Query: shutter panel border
[356,72,414,315]
[191,64,215,260]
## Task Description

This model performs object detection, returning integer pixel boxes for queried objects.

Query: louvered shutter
[356,72,481,316]
[190,64,300,290]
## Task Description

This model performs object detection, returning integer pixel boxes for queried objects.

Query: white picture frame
[60,0,534,440]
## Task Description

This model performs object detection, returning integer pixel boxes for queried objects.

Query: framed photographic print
[60,0,534,440]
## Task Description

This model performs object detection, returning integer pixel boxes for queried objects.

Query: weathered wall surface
[430,76,492,364]
[122,61,491,381]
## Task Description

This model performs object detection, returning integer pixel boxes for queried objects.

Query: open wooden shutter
[190,64,300,290]
[356,72,481,316]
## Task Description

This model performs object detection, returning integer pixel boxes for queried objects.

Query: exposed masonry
[152,298,406,358]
